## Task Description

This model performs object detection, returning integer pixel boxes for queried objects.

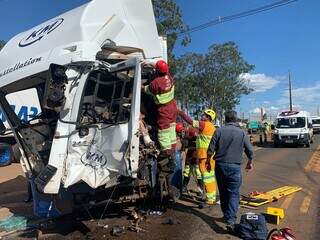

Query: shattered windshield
[79,67,135,125]
[276,117,306,129]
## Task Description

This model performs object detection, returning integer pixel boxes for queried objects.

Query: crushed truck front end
[0,0,164,217]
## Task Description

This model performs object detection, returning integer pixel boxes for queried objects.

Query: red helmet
[176,123,184,133]
[155,60,169,74]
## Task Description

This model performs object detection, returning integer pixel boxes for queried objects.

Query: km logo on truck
[19,18,64,47]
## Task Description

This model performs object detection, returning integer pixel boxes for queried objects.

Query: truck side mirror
[43,64,68,109]
[0,121,6,135]
[271,124,275,130]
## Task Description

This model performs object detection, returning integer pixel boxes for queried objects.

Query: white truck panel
[0,0,161,89]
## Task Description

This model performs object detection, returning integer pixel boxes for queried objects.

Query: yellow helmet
[204,109,216,121]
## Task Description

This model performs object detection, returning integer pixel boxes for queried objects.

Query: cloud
[240,73,281,92]
[277,82,320,107]
[251,107,261,114]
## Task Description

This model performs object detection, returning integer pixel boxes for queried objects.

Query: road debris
[111,226,126,237]
[148,211,163,216]
[0,215,27,232]
[97,222,109,229]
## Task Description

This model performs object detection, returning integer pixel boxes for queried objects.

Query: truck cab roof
[0,0,161,92]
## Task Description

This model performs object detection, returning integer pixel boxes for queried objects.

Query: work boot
[198,201,212,209]
[196,179,205,198]
[226,224,236,234]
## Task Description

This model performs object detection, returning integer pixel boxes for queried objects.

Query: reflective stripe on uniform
[196,121,215,159]
[202,171,215,183]
[154,86,175,105]
[158,124,176,150]
[184,164,202,179]
[183,164,190,177]
[206,191,217,202]
[195,165,202,179]
[192,120,200,129]
[196,134,213,149]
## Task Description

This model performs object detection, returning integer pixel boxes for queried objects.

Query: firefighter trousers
[199,158,217,204]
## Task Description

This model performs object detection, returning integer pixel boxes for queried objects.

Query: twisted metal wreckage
[0,0,170,217]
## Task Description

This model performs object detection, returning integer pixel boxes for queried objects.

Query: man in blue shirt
[207,111,253,231]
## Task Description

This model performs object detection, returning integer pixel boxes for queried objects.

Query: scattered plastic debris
[148,211,163,216]
[111,226,126,237]
[128,224,147,233]
[0,215,27,232]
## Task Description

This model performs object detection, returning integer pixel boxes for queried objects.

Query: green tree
[0,40,5,51]
[175,42,254,118]
[175,52,203,110]
[152,0,189,72]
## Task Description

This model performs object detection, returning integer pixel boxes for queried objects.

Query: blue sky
[0,0,319,119]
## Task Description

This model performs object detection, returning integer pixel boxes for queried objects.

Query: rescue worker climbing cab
[143,59,178,201]
[0,0,172,217]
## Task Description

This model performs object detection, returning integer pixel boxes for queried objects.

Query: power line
[176,0,298,37]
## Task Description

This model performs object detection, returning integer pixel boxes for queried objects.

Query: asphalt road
[1,135,320,239]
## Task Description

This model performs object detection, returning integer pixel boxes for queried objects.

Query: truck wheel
[273,142,279,148]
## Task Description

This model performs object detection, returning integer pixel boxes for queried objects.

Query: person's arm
[243,133,254,170]
[178,111,205,131]
[144,78,160,96]
[207,128,220,159]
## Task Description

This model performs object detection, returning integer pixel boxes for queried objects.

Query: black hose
[266,228,279,240]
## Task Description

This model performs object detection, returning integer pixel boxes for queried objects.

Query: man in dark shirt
[207,111,253,230]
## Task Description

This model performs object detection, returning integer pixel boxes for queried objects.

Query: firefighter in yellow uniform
[178,109,217,206]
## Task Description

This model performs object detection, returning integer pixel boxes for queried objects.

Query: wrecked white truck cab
[0,0,166,217]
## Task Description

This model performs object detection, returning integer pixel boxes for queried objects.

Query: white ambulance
[273,111,314,147]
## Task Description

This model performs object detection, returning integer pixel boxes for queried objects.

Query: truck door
[63,58,141,189]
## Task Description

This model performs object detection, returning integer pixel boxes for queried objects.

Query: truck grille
[281,135,298,140]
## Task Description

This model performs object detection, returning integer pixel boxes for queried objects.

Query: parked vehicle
[0,0,168,217]
[0,89,40,166]
[311,116,320,134]
[273,111,313,148]
[247,120,262,134]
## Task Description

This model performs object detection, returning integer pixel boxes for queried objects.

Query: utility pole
[288,70,293,112]
[317,106,320,116]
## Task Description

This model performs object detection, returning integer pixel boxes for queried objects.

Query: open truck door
[61,58,141,190]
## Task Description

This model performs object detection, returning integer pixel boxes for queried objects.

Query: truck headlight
[300,134,306,138]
